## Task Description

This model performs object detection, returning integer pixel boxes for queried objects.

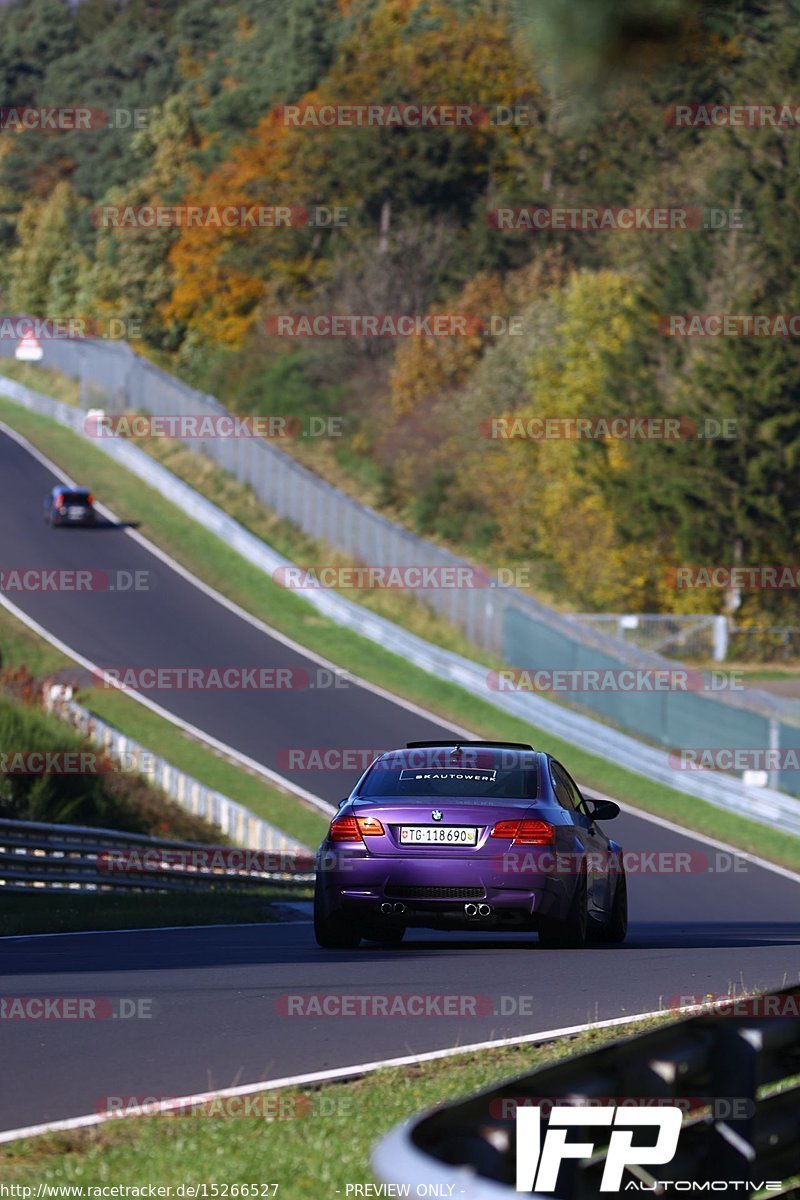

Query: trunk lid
[350,796,538,857]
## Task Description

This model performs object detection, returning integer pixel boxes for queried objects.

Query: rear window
[58,491,91,504]
[358,751,539,799]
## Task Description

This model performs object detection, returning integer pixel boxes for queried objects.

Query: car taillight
[87,494,94,506]
[329,815,385,841]
[490,819,554,845]
[330,815,361,841]
[55,495,65,509]
[514,820,555,845]
[490,820,520,839]
[357,816,384,836]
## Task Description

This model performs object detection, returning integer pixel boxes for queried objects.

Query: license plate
[399,825,478,845]
[67,507,85,518]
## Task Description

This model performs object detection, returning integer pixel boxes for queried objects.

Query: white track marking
[0,1006,673,1145]
[0,920,312,941]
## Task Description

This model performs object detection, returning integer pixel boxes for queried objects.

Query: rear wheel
[598,868,627,944]
[313,882,361,949]
[538,868,588,948]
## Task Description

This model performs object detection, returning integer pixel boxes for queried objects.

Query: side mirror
[337,797,349,808]
[586,798,620,821]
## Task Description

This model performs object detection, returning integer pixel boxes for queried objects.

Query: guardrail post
[769,718,780,791]
[713,614,729,662]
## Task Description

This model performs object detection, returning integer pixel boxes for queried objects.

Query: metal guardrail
[373,985,800,1197]
[0,816,314,894]
[43,685,309,855]
[2,375,799,834]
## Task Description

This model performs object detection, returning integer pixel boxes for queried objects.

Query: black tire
[598,867,628,944]
[361,925,405,946]
[313,883,361,949]
[538,867,588,948]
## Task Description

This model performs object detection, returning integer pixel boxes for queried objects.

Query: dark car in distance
[314,740,627,950]
[43,486,96,527]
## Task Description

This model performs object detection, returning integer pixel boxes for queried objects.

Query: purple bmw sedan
[313,741,627,950]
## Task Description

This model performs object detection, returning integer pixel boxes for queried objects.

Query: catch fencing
[569,613,729,661]
[2,340,800,805]
[573,613,800,665]
[0,817,314,894]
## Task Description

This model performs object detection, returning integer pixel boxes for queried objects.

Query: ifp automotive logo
[515,1105,682,1192]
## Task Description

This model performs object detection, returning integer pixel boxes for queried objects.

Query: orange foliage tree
[164,0,539,347]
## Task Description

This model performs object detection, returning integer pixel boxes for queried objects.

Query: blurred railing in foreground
[373,984,800,1197]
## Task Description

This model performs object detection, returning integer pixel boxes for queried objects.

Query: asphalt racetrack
[2,425,799,1135]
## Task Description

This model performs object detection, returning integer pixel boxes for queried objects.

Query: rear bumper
[53,513,95,525]
[316,849,570,927]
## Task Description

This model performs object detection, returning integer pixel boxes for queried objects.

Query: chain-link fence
[570,613,729,661]
[4,332,800,798]
[573,614,800,665]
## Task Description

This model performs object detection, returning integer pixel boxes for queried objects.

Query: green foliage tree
[7,181,88,314]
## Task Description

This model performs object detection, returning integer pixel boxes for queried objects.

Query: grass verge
[0,360,80,406]
[0,887,311,936]
[2,394,800,870]
[0,1014,671,1190]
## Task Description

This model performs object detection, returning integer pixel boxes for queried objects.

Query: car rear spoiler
[405,740,534,751]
